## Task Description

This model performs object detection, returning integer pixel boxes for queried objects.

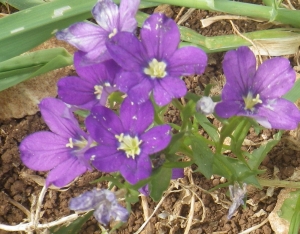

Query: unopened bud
[196,96,216,115]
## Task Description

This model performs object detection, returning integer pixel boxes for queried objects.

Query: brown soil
[1,1,300,234]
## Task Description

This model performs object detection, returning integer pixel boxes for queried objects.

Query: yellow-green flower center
[66,136,88,149]
[94,83,111,100]
[144,58,167,78]
[94,85,103,100]
[108,28,118,38]
[243,93,262,110]
[115,133,142,159]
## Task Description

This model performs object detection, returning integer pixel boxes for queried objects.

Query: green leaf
[163,161,193,168]
[194,113,219,142]
[277,189,300,234]
[0,0,95,62]
[190,135,214,178]
[247,131,282,170]
[0,0,46,10]
[0,48,73,91]
[50,211,93,234]
[283,79,300,102]
[149,167,172,201]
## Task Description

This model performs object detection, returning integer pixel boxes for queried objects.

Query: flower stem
[258,178,300,188]
[141,0,300,28]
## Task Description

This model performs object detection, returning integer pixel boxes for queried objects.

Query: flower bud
[196,96,216,115]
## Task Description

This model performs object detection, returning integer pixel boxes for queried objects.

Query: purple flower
[85,98,172,184]
[58,52,121,110]
[19,98,93,187]
[215,46,300,129]
[139,168,184,196]
[106,13,207,106]
[227,182,247,219]
[69,189,129,225]
[56,0,140,64]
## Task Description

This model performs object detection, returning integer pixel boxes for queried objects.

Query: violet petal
[120,155,152,184]
[141,13,180,60]
[106,32,146,71]
[92,0,119,32]
[120,98,154,134]
[119,0,140,32]
[56,22,107,53]
[222,47,256,100]
[168,46,207,76]
[215,101,243,119]
[127,78,153,104]
[39,98,85,139]
[85,145,125,172]
[253,57,295,98]
[141,125,171,155]
[46,157,88,187]
[256,98,300,130]
[115,71,143,94]
[153,77,187,106]
[19,131,70,171]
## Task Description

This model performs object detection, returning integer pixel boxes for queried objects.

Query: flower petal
[256,98,300,130]
[69,190,95,210]
[58,76,96,108]
[153,77,187,106]
[39,98,85,138]
[74,53,121,84]
[141,125,171,155]
[19,131,70,171]
[252,57,295,98]
[168,46,207,76]
[215,101,244,118]
[127,78,153,104]
[56,22,107,53]
[120,98,154,134]
[106,32,146,70]
[115,71,143,93]
[46,157,88,187]
[119,0,139,32]
[85,145,125,172]
[86,106,123,144]
[120,155,152,184]
[92,0,119,32]
[140,13,180,60]
[222,46,256,100]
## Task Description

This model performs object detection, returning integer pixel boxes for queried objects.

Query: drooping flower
[58,52,121,110]
[85,97,172,184]
[215,46,300,130]
[69,188,129,225]
[56,0,140,64]
[106,13,207,106]
[227,182,247,219]
[19,98,93,187]
[196,96,216,115]
[139,168,184,196]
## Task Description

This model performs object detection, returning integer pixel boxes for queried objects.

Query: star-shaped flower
[85,98,172,184]
[106,13,207,106]
[19,98,93,187]
[58,52,121,110]
[69,189,129,226]
[215,46,300,129]
[56,0,140,64]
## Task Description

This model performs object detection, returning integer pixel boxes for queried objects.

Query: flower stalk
[141,0,300,28]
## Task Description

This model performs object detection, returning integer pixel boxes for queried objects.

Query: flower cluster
[18,0,300,228]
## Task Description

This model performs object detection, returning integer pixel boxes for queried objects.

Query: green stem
[258,178,300,188]
[141,0,300,28]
